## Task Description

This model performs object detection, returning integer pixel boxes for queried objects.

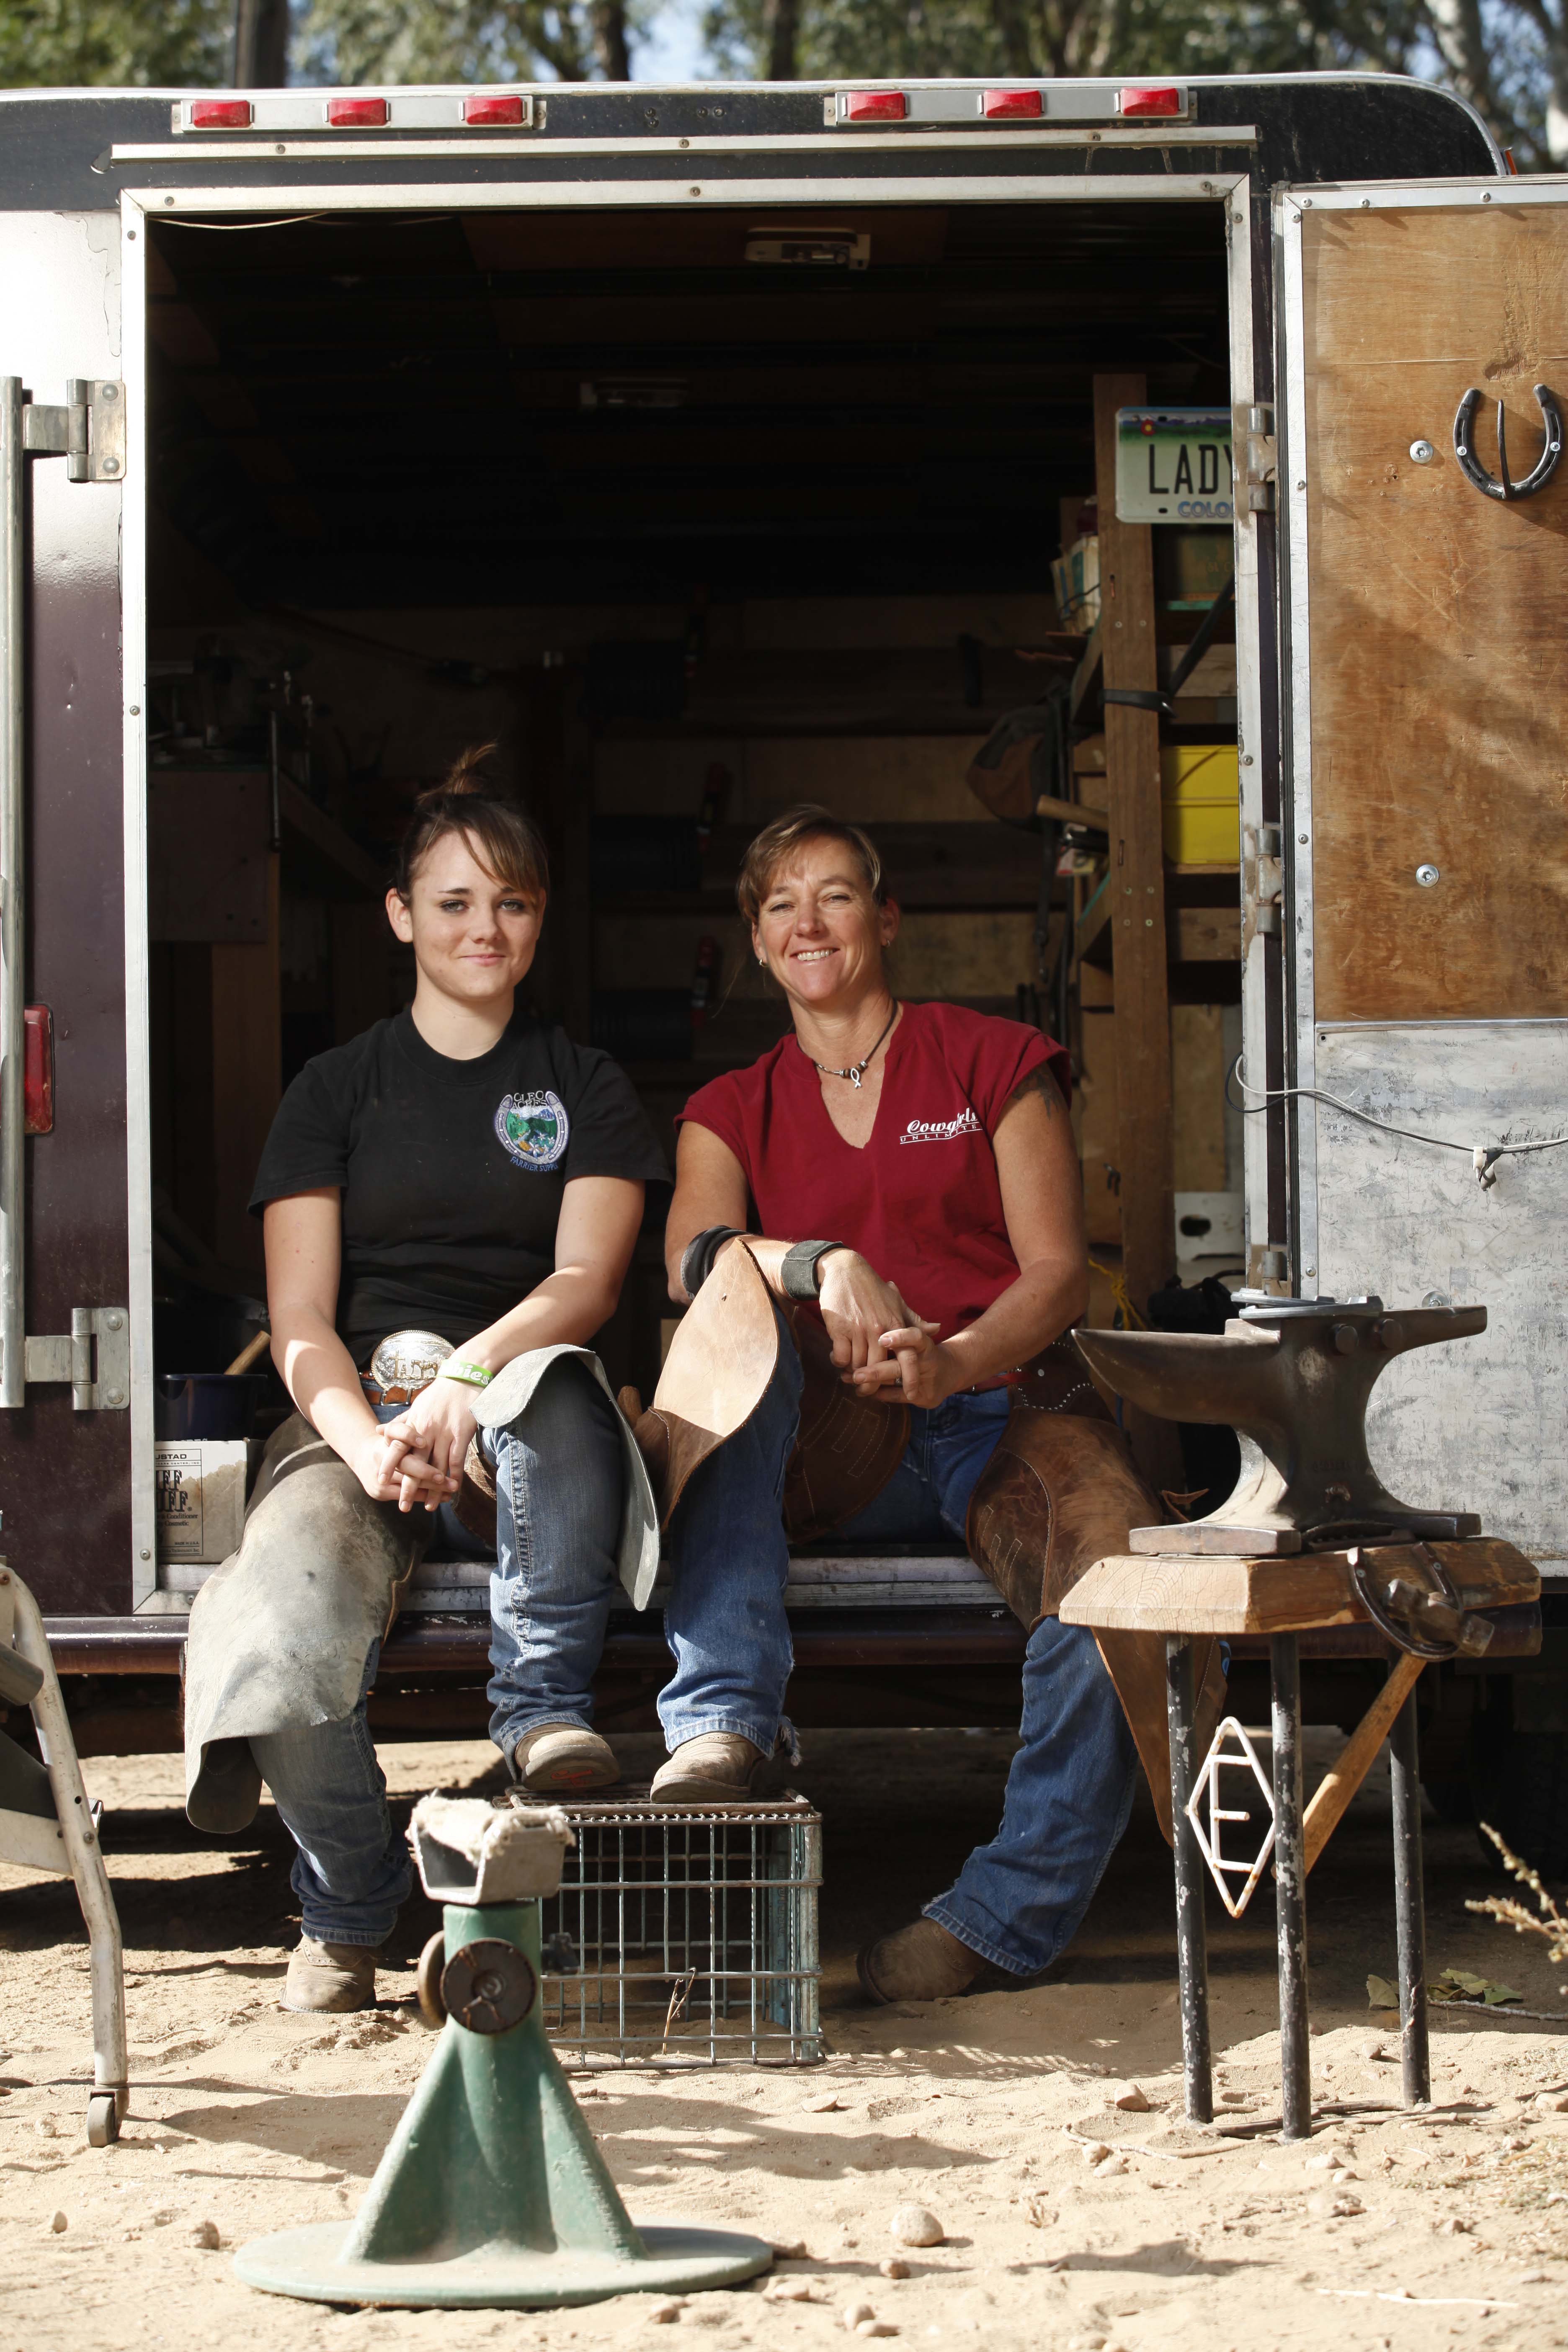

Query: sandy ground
[5,1727,1568,2352]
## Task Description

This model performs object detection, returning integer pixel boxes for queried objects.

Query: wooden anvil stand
[1065,1299,1540,2142]
[1061,1538,1537,2139]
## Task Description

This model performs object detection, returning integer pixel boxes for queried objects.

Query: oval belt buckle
[369,1328,453,1396]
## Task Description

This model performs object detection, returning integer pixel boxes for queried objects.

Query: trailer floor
[4,1728,1568,2351]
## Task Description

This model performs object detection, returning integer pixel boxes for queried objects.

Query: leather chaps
[626,1243,1222,1844]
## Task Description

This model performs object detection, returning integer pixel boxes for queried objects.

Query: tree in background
[0,0,231,85]
[702,0,1559,163]
[294,0,643,84]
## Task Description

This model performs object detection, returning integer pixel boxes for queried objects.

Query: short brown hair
[394,744,549,902]
[736,805,886,926]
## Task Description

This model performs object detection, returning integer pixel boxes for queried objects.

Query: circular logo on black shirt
[494,1089,570,1171]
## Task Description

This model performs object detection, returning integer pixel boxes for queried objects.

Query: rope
[1089,1258,1146,1330]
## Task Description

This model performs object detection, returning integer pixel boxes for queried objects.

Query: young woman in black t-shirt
[239,749,665,2013]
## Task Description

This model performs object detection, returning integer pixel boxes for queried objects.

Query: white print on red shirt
[899,1108,982,1144]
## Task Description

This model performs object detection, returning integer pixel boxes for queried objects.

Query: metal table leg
[1388,1666,1431,2107]
[1166,1635,1213,2124]
[1270,1632,1311,2141]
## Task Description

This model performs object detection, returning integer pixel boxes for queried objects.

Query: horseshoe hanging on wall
[1453,383,1564,500]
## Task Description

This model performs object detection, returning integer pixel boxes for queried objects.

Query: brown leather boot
[856,1918,987,2005]
[507,1723,620,1795]
[281,1934,379,2014]
[649,1733,766,1805]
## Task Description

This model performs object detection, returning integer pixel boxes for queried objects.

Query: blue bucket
[155,1373,267,1442]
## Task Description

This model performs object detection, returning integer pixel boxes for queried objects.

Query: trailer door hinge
[1236,401,1276,512]
[21,381,125,483]
[22,1308,129,1408]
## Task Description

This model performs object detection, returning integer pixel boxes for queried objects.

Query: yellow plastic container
[1161,743,1239,866]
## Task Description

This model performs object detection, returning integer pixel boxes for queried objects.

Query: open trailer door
[0,210,137,1611]
[1277,174,1568,1570]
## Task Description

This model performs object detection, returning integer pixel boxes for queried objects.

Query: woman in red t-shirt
[652,805,1139,2004]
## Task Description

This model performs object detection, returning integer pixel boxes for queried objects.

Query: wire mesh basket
[539,1794,823,2067]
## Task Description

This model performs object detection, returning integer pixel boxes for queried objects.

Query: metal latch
[1237,402,1276,512]
[23,1308,129,1408]
[21,381,125,483]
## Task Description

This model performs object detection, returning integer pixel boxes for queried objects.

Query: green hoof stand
[236,1798,773,2311]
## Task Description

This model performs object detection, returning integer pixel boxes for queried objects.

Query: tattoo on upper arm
[1002,1066,1060,1120]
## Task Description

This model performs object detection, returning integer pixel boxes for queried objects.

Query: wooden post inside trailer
[1092,373,1178,1476]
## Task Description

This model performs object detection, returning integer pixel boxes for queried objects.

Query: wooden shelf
[1076,875,1113,961]
[1068,608,1236,730]
[591,646,1078,740]
[1068,620,1104,723]
[278,777,384,899]
[1075,866,1239,972]
[596,823,1070,916]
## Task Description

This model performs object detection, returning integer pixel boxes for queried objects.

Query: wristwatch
[780,1240,848,1300]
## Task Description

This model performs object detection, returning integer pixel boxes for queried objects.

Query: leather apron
[182,1345,658,1836]
[629,1242,1221,1844]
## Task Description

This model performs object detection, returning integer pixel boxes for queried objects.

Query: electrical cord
[1227,1055,1568,1189]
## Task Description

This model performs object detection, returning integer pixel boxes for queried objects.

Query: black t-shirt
[250,1011,668,1367]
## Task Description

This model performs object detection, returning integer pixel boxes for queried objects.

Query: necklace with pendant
[801,1001,898,1091]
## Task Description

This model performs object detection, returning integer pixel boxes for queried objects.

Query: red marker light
[982,89,1043,119]
[1119,85,1183,117]
[464,93,526,125]
[23,1006,52,1135]
[326,95,389,128]
[189,98,253,129]
[843,90,907,121]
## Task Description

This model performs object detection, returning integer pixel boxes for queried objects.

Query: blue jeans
[661,1333,1138,1978]
[250,1359,625,1947]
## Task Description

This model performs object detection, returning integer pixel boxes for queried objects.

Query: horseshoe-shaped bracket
[1453,383,1564,500]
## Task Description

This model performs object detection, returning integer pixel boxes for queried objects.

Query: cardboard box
[156,1439,253,1565]
[1158,528,1234,609]
[1050,534,1100,631]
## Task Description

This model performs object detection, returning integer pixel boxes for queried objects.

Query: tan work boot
[650,1733,766,1805]
[282,1933,379,2014]
[507,1723,620,1795]
[856,1918,986,2006]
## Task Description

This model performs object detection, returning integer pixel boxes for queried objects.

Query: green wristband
[438,1358,494,1389]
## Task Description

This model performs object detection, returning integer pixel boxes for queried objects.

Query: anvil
[1075,1296,1486,1556]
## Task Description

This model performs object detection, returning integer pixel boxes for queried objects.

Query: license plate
[1115,407,1234,523]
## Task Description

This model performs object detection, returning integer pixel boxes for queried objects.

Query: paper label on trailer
[1115,407,1233,523]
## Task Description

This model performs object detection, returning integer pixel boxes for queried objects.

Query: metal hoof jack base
[1068,1297,1541,2144]
[236,1797,773,2310]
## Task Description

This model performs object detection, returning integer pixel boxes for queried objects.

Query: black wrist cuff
[680,1225,743,1297]
[780,1240,848,1301]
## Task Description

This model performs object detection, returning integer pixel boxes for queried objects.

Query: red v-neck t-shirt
[677,1001,1069,1338]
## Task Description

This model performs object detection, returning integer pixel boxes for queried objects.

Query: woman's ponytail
[394,745,549,901]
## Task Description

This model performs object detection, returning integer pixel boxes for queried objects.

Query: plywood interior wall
[595,908,1035,1004]
[1301,202,1568,1020]
[594,736,988,825]
[1075,983,1232,1253]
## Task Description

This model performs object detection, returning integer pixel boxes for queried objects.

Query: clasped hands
[816,1248,961,1410]
[353,1376,479,1513]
